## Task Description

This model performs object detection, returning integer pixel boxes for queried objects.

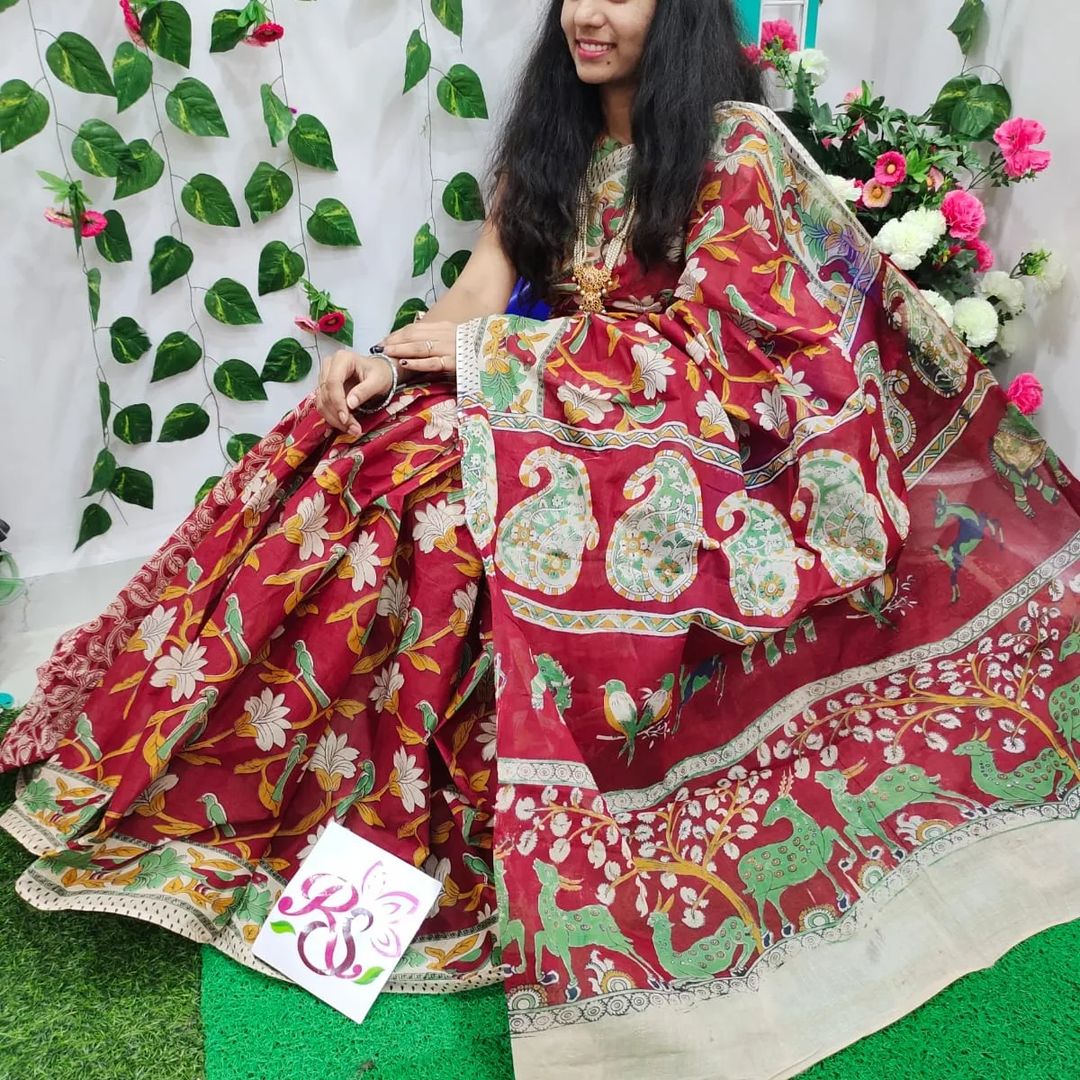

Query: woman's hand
[316,350,397,435]
[380,321,458,376]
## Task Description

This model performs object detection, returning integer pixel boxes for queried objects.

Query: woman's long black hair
[490,0,763,299]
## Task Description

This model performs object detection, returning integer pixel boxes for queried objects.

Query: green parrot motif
[418,701,439,740]
[73,712,102,761]
[223,594,250,665]
[198,792,235,838]
[293,640,331,708]
[334,759,377,820]
[270,733,309,806]
[157,687,219,761]
[185,557,203,585]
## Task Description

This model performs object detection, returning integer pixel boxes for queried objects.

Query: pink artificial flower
[317,310,346,334]
[993,117,1052,179]
[743,44,763,65]
[843,88,862,106]
[966,238,995,272]
[860,179,893,209]
[294,316,321,334]
[1005,372,1043,415]
[821,135,837,151]
[760,19,798,52]
[119,0,144,46]
[940,188,986,240]
[80,210,109,238]
[845,116,866,140]
[926,167,945,192]
[874,151,907,188]
[245,21,285,46]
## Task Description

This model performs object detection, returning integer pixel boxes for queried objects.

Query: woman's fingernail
[369,344,385,354]
[400,360,409,367]
[339,412,347,424]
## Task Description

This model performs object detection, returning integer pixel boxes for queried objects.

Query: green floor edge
[2,706,1078,1079]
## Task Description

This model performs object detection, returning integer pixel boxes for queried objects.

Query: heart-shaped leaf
[166,77,229,137]
[951,82,1011,140]
[76,503,112,549]
[258,241,305,294]
[110,466,154,509]
[306,198,360,247]
[261,337,312,383]
[195,475,222,502]
[210,9,248,53]
[413,223,439,277]
[226,432,261,462]
[182,173,240,227]
[441,249,471,288]
[436,64,487,119]
[430,0,463,36]
[113,42,152,112]
[114,138,164,199]
[288,113,336,171]
[392,298,428,332]
[244,161,293,223]
[0,78,49,152]
[948,0,986,55]
[113,402,153,444]
[150,235,194,294]
[110,316,151,364]
[85,448,117,496]
[151,331,202,381]
[72,119,130,178]
[159,403,210,442]
[205,278,261,325]
[442,172,485,221]
[94,209,133,262]
[260,83,294,147]
[404,30,431,93]
[46,32,115,96]
[87,267,101,324]
[98,380,111,433]
[214,358,267,401]
[140,1,192,68]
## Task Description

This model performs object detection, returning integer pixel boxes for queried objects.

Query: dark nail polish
[369,344,385,354]
[400,360,409,367]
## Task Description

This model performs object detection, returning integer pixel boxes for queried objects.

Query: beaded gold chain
[572,175,636,315]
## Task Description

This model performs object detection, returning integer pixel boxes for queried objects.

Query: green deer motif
[532,858,642,998]
[952,728,1074,804]
[815,759,981,861]
[529,653,573,721]
[472,848,527,975]
[741,616,817,675]
[737,770,854,943]
[646,898,756,979]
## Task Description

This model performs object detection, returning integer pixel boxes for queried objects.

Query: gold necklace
[572,174,636,315]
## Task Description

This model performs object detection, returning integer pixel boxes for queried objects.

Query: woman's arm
[317,216,517,432]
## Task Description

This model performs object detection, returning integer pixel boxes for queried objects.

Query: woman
[3,1,1079,1076]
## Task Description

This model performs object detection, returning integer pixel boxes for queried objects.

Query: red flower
[119,0,144,46]
[1005,372,1043,416]
[742,44,764,66]
[993,117,1051,180]
[966,238,995,272]
[245,21,285,46]
[317,310,346,335]
[760,19,798,52]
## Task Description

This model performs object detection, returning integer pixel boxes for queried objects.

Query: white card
[252,820,443,1024]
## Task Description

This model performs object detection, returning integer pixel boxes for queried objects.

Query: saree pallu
[1,102,1078,1079]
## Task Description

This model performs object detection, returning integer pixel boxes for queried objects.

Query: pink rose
[874,151,907,188]
[966,238,995,272]
[317,310,346,334]
[940,188,986,240]
[80,210,109,238]
[245,21,285,46]
[760,19,798,52]
[1005,373,1043,416]
[994,117,1051,179]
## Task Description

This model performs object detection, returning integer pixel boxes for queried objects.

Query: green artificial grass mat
[0,708,204,1080]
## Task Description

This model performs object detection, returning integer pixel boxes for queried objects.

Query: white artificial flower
[412,499,466,553]
[556,381,614,424]
[920,289,954,327]
[976,271,1026,316]
[1030,249,1067,295]
[873,209,945,271]
[790,48,830,85]
[826,175,861,203]
[136,604,176,661]
[149,642,208,703]
[244,687,291,751]
[952,297,1000,348]
[905,207,947,244]
[997,315,1032,358]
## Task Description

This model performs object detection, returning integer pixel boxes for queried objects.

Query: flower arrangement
[747,2,1066,414]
